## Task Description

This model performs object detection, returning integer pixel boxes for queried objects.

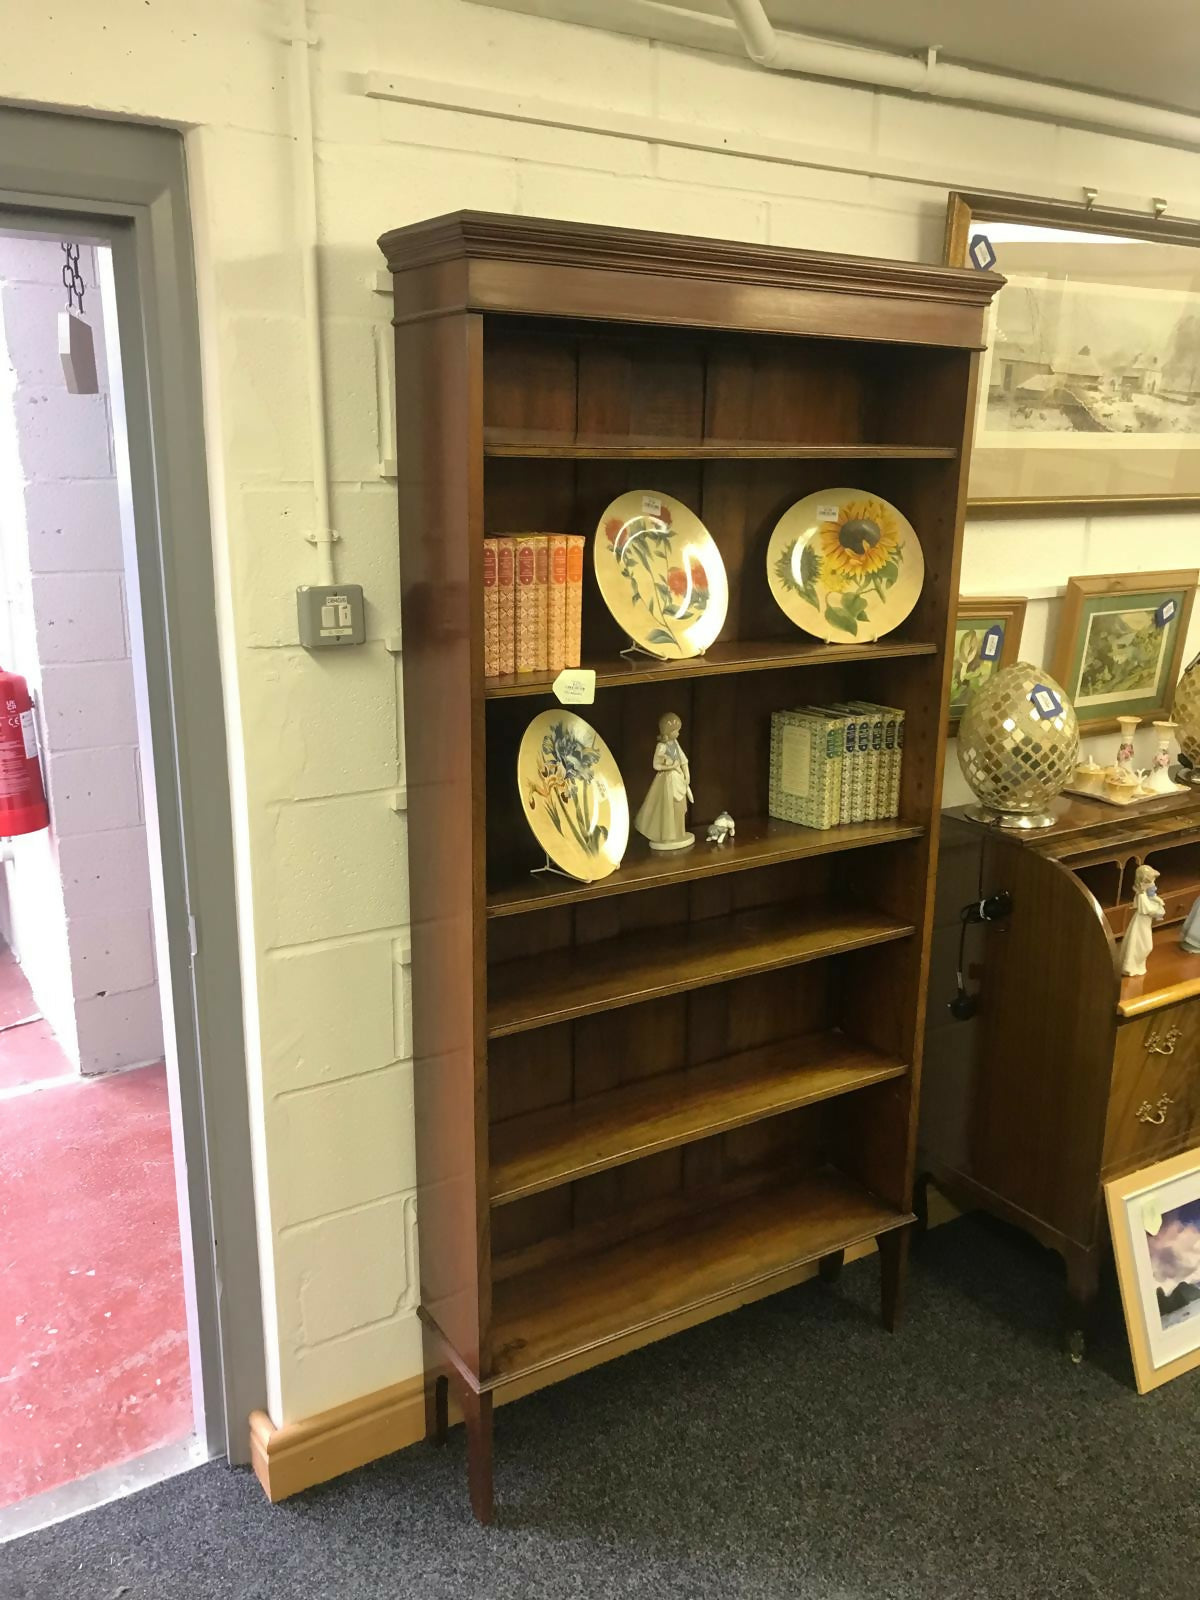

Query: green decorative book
[769,709,844,830]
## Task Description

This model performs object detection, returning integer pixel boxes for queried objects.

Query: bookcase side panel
[833,353,982,1208]
[394,304,491,1376]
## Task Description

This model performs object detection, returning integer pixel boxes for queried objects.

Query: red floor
[0,954,192,1508]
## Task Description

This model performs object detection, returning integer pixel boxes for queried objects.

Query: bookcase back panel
[483,454,965,658]
[488,964,835,1128]
[490,1096,862,1278]
[483,317,968,451]
[486,855,847,969]
[484,665,933,891]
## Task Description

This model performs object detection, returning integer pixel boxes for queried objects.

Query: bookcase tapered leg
[462,1386,494,1524]
[425,1372,449,1446]
[878,1227,911,1333]
[818,1248,845,1283]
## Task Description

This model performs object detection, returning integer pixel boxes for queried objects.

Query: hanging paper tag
[969,233,997,271]
[553,667,596,706]
[815,503,840,524]
[1155,599,1177,627]
[641,494,663,519]
[1030,684,1063,718]
[981,624,1003,660]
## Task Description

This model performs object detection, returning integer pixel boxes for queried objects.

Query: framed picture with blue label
[945,190,1200,514]
[948,595,1026,734]
[1051,569,1198,735]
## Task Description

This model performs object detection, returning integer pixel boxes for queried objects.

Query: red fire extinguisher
[0,669,49,836]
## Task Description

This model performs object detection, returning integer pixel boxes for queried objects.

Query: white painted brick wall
[8,0,1200,1429]
[45,746,143,836]
[23,479,126,574]
[0,238,163,1075]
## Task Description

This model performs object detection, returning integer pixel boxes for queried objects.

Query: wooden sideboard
[920,793,1200,1355]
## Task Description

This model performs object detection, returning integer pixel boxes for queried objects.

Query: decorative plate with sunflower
[518,710,629,882]
[594,491,728,660]
[766,489,925,644]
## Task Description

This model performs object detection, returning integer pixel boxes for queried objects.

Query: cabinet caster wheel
[1065,1329,1085,1364]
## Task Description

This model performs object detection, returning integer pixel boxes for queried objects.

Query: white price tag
[641,494,663,519]
[553,668,596,706]
[815,503,840,523]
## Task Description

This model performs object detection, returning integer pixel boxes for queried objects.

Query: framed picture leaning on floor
[1107,1147,1200,1393]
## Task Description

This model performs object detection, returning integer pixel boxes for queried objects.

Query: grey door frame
[0,106,265,1464]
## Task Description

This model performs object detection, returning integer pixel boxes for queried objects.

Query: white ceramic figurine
[633,711,694,851]
[1119,863,1167,978]
[705,811,736,846]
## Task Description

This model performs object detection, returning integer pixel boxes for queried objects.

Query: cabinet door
[1105,1000,1200,1174]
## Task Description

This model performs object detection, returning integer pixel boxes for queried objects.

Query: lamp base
[964,804,1056,831]
[1173,758,1200,788]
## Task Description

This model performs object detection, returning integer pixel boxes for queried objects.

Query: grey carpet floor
[3,1214,1197,1600]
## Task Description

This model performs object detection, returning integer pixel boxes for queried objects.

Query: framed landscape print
[948,595,1026,734]
[945,191,1200,513]
[1051,569,1197,734]
[1106,1148,1200,1394]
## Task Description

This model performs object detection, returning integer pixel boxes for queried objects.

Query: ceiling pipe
[724,0,1200,151]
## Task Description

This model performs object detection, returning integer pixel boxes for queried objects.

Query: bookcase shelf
[489,1167,913,1385]
[489,1030,907,1205]
[484,637,939,698]
[381,208,1000,1520]
[487,815,926,917]
[487,902,915,1037]
[483,429,959,461]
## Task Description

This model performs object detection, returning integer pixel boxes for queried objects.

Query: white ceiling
[655,0,1200,115]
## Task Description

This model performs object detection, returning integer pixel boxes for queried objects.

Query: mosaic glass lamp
[958,661,1079,829]
[1174,651,1200,788]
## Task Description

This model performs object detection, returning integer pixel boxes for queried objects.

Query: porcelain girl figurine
[1181,894,1200,956]
[1120,864,1167,977]
[634,711,694,851]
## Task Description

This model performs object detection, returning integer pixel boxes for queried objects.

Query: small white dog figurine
[705,811,736,846]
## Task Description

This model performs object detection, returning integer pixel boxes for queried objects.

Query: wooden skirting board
[247,1203,962,1504]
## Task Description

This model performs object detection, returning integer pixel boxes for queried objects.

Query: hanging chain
[61,242,85,316]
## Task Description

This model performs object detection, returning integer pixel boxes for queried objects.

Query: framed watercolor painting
[945,191,1200,514]
[948,596,1026,734]
[1051,570,1197,735]
[1106,1147,1200,1394]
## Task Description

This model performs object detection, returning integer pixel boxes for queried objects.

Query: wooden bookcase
[379,212,1000,1521]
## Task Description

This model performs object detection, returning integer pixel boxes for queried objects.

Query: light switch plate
[297,584,366,648]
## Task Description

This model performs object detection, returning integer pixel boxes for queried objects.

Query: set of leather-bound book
[482,534,586,677]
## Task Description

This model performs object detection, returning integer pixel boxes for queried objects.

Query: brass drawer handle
[1135,1095,1174,1126]
[1145,1025,1182,1056]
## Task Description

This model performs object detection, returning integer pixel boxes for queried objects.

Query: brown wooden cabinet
[922,795,1200,1352]
[379,212,1000,1520]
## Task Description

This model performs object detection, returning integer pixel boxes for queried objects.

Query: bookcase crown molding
[378,210,1003,341]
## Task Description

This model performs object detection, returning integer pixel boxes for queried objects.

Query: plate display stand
[380,210,1001,1522]
[530,855,580,882]
[619,636,709,662]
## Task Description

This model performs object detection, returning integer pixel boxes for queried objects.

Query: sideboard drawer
[1105,999,1200,1171]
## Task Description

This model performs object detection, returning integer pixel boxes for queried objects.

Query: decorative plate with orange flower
[594,491,728,660]
[766,488,924,643]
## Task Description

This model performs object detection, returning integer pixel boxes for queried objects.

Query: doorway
[0,227,195,1517]
[0,111,264,1539]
